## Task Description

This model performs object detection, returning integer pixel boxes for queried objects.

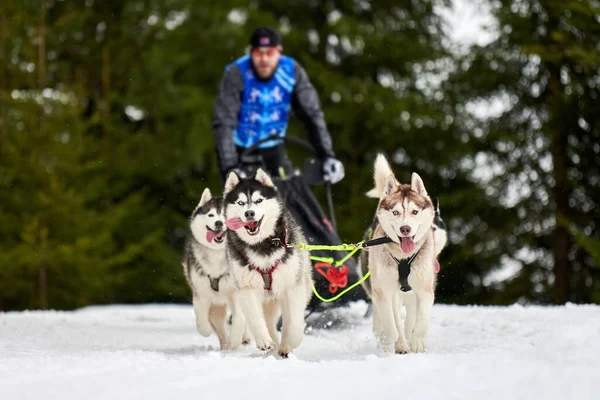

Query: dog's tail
[432,197,448,257]
[366,153,398,198]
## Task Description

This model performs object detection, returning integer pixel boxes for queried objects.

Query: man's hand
[322,157,345,184]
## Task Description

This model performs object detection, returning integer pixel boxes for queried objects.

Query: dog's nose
[400,225,411,236]
[215,220,223,229]
[245,210,255,220]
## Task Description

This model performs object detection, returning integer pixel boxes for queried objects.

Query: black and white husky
[182,188,247,350]
[223,169,313,357]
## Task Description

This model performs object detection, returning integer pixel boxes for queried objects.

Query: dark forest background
[1,0,598,310]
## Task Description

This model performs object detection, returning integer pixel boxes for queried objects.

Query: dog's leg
[242,324,252,345]
[263,299,281,349]
[371,300,381,336]
[403,291,417,345]
[278,284,308,357]
[208,304,228,350]
[393,293,409,354]
[372,289,398,351]
[371,300,386,353]
[226,294,245,350]
[411,290,434,353]
[193,296,213,337]
[239,289,274,352]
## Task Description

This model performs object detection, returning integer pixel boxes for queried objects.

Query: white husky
[223,169,313,357]
[182,188,248,350]
[358,154,446,353]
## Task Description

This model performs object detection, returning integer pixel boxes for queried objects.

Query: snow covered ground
[1,302,598,400]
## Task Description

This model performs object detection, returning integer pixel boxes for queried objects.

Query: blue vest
[227,55,296,149]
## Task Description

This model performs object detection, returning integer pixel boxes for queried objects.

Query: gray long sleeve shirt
[211,59,335,175]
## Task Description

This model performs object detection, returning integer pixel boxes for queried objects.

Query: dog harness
[362,230,423,292]
[248,259,281,291]
[244,227,288,291]
[208,274,227,292]
[389,249,421,292]
[187,246,228,293]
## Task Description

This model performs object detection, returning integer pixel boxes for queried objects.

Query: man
[211,26,344,184]
[211,27,367,313]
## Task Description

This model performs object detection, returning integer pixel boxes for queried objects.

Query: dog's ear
[411,172,428,196]
[198,188,212,208]
[383,174,398,196]
[254,168,275,188]
[372,154,395,197]
[224,170,241,195]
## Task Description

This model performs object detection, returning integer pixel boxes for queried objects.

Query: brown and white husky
[358,154,447,353]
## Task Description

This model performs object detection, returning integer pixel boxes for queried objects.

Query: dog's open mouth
[244,218,263,236]
[399,235,416,253]
[206,228,225,244]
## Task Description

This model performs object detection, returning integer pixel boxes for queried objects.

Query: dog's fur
[182,188,247,350]
[223,169,313,357]
[358,154,446,353]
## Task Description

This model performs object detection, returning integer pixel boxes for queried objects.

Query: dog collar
[261,226,288,249]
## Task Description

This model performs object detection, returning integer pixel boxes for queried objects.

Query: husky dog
[182,188,247,350]
[223,168,313,357]
[358,154,447,353]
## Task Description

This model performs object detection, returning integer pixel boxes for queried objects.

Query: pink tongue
[225,218,257,231]
[246,221,258,230]
[434,258,440,273]
[206,230,224,243]
[400,237,415,253]
[225,217,246,231]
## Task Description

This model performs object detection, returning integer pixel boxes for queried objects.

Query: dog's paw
[225,338,241,351]
[242,337,252,345]
[410,337,426,353]
[196,320,213,337]
[395,341,410,354]
[217,337,228,351]
[255,336,275,352]
[278,343,293,358]
[278,349,290,358]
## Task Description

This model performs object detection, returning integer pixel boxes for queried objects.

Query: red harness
[247,258,281,291]
[244,227,288,291]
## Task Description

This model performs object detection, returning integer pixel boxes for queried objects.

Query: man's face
[251,46,281,79]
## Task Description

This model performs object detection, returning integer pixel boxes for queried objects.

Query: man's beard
[252,63,276,81]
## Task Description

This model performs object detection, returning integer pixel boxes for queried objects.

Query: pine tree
[449,0,600,303]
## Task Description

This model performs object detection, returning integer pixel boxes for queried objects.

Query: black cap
[249,27,282,48]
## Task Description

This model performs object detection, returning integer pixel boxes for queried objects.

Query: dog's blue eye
[255,198,263,204]
[237,201,245,206]
[392,210,399,216]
